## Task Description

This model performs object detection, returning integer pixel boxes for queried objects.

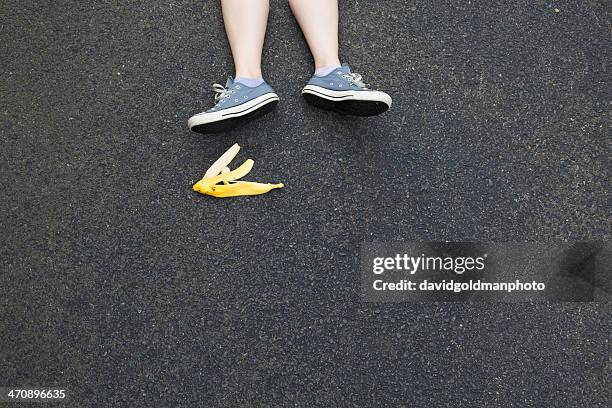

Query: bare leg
[288,0,341,71]
[221,0,269,78]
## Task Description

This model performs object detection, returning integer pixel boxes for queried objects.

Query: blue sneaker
[301,63,391,116]
[188,78,279,133]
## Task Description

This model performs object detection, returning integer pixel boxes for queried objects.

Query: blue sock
[234,76,264,87]
[315,64,341,77]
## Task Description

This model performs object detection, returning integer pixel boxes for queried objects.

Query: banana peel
[193,143,284,198]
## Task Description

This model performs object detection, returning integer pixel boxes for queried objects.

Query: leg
[288,0,341,71]
[294,0,392,116]
[188,0,279,133]
[222,0,269,78]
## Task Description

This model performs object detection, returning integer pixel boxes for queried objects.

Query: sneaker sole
[188,93,279,134]
[301,85,391,116]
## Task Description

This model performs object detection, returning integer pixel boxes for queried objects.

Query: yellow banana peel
[193,143,284,198]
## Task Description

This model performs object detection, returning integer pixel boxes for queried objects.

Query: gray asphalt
[1,0,610,406]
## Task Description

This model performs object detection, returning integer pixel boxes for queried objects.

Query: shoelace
[342,72,366,88]
[212,83,234,104]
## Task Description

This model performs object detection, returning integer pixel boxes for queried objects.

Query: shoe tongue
[340,63,351,74]
[225,77,234,88]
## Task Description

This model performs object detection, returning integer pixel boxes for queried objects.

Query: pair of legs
[223,0,341,79]
[187,0,391,133]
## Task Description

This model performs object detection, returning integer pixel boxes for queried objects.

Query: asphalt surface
[1,0,610,406]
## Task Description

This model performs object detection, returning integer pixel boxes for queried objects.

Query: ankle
[314,58,341,72]
[234,68,263,79]
[314,64,342,77]
[234,76,265,87]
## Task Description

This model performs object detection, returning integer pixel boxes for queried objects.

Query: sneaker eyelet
[235,85,241,90]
